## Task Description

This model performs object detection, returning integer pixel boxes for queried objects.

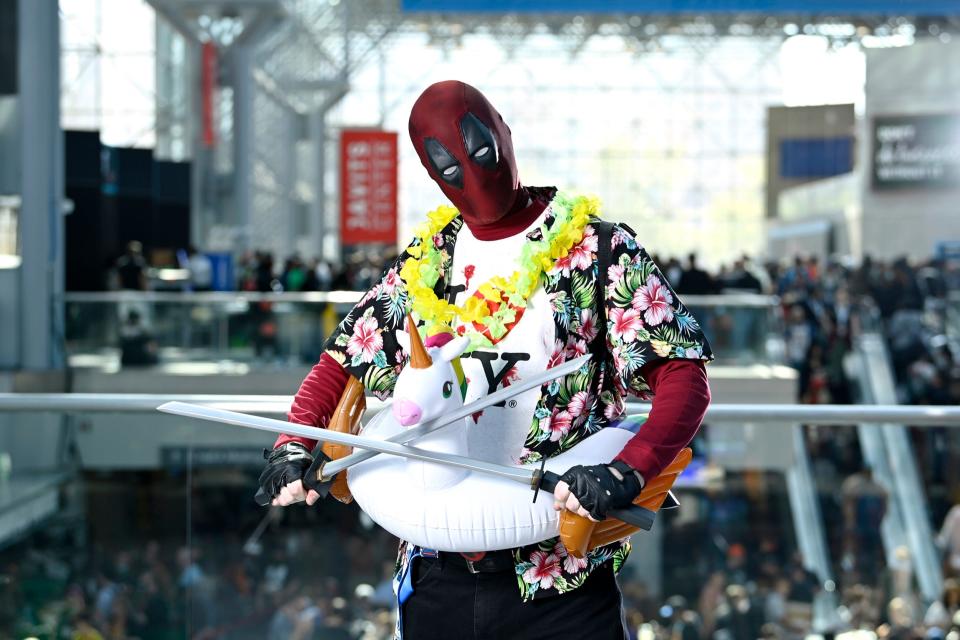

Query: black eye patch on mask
[460,112,498,170]
[424,138,463,189]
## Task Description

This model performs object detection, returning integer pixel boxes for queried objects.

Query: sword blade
[157,401,534,485]
[322,354,592,477]
[158,400,658,530]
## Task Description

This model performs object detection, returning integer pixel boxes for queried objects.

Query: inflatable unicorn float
[159,315,690,557]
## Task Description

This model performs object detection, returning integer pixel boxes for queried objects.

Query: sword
[323,354,592,477]
[157,401,657,530]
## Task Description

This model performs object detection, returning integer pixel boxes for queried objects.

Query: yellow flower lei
[399,192,599,349]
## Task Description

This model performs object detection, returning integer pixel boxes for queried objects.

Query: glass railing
[1,399,957,639]
[64,291,781,372]
[947,292,960,349]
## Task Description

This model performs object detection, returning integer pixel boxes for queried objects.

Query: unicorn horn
[406,314,432,369]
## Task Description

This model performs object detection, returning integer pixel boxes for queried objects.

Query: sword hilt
[302,443,335,498]
[253,487,272,507]
[255,444,334,508]
[535,470,657,531]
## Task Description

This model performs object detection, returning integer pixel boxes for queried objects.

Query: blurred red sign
[339,130,398,246]
[201,42,217,148]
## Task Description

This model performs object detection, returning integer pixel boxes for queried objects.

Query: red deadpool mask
[409,81,521,227]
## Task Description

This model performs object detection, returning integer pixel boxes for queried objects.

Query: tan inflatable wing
[559,447,693,558]
[322,375,366,504]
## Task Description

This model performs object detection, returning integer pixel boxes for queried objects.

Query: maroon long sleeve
[274,352,351,450]
[613,359,711,484]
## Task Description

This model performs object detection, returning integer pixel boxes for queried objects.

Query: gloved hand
[553,460,643,521]
[256,442,322,507]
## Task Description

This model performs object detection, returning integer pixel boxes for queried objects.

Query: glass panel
[64,293,780,371]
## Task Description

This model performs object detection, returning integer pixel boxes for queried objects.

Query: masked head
[408,81,521,227]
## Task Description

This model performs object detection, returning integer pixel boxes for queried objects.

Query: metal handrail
[1,394,959,425]
[62,290,779,307]
[63,290,364,304]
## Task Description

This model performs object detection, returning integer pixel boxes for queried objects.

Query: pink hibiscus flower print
[359,284,381,305]
[547,339,565,369]
[633,275,674,326]
[556,233,598,271]
[551,541,589,574]
[607,266,625,298]
[522,551,562,589]
[604,394,624,420]
[565,338,588,359]
[346,316,382,363]
[609,307,644,343]
[579,309,598,342]
[566,391,589,418]
[563,553,588,573]
[607,264,625,286]
[381,269,400,295]
[549,411,573,442]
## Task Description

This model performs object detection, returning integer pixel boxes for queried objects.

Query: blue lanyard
[396,545,438,637]
[398,545,437,604]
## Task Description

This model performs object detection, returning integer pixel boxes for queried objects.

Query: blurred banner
[402,0,960,13]
[339,129,398,246]
[201,42,217,148]
[872,113,960,189]
[779,137,853,179]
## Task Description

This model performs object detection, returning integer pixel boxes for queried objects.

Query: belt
[435,550,516,574]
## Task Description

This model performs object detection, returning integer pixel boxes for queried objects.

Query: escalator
[0,472,70,549]
[848,332,943,603]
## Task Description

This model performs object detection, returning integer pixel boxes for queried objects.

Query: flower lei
[398,191,598,350]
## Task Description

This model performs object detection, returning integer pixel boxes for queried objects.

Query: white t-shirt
[446,209,556,466]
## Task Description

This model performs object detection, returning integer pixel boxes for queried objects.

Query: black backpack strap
[591,220,615,401]
[593,220,614,348]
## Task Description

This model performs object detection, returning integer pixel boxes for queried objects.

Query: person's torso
[444,210,555,466]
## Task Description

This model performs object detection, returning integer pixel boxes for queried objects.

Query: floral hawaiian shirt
[324,188,714,601]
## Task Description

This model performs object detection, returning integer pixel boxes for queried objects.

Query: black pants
[401,555,628,640]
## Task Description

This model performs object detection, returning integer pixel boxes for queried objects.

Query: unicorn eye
[442,381,454,398]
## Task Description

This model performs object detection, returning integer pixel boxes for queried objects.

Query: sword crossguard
[531,456,549,503]
[302,445,335,499]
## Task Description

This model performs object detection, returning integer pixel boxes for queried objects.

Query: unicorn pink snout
[393,399,423,426]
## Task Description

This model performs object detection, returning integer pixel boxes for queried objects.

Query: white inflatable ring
[347,411,637,552]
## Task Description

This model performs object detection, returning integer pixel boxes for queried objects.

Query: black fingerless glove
[559,460,644,520]
[255,442,314,506]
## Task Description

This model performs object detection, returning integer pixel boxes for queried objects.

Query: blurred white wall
[859,39,960,260]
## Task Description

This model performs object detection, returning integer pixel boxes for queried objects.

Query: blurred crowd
[108,242,399,294]
[58,248,960,639]
[2,528,401,640]
[8,501,960,640]
[234,251,400,295]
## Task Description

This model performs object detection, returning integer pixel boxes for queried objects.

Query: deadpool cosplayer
[258,81,713,639]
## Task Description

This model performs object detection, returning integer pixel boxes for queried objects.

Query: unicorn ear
[437,336,471,362]
[395,329,411,354]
